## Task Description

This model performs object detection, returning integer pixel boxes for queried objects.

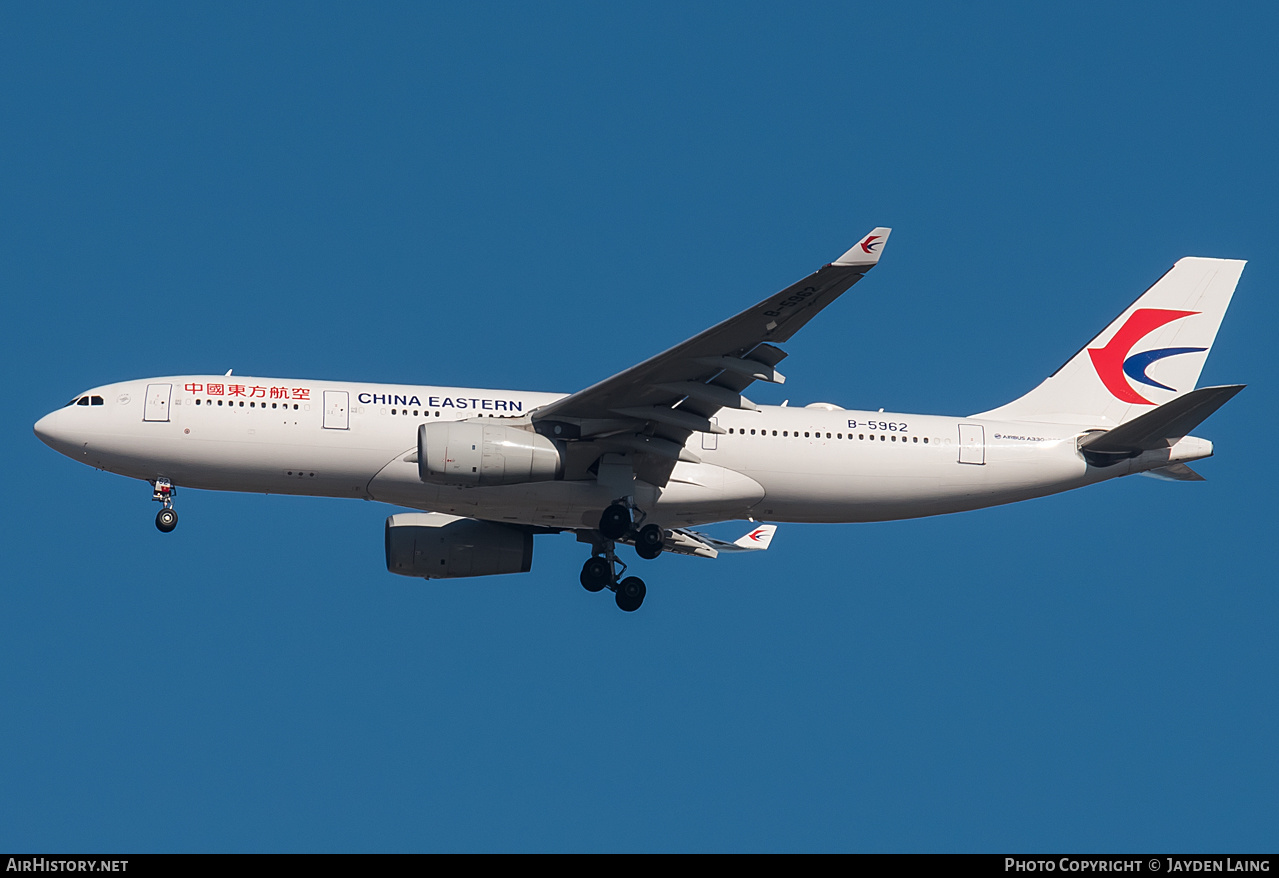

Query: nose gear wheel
[151,479,178,533]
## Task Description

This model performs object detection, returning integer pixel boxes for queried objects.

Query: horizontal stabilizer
[1141,463,1206,482]
[1080,384,1244,455]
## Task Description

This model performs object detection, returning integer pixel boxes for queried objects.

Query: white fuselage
[34,375,1211,530]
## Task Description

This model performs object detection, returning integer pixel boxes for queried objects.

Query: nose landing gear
[152,479,178,533]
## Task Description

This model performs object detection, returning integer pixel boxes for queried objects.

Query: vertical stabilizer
[975,257,1245,426]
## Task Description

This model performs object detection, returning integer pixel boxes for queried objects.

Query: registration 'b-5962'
[847,419,908,432]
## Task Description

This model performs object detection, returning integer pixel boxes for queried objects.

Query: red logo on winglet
[860,235,883,254]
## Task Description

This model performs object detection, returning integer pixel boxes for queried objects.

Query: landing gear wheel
[599,504,631,541]
[615,576,646,612]
[635,523,664,560]
[155,508,178,533]
[580,556,611,592]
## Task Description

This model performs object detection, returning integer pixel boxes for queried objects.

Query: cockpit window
[67,397,81,407]
[77,397,90,406]
[91,396,104,405]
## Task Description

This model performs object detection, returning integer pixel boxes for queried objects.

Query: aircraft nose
[34,409,70,452]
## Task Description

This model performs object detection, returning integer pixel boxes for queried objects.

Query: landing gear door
[958,423,985,465]
[144,383,172,422]
[323,390,349,430]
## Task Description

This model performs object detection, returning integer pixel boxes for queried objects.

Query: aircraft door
[323,390,349,430]
[702,418,718,451]
[957,424,985,465]
[144,383,172,422]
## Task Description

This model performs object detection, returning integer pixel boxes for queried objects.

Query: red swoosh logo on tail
[1088,308,1197,404]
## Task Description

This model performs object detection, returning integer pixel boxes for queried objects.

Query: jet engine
[418,420,562,487]
[385,513,533,579]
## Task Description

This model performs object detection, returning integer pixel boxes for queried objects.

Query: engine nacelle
[418,420,562,487]
[385,513,533,579]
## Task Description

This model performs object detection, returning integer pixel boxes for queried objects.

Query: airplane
[33,229,1246,612]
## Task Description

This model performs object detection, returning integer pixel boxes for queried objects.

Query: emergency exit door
[323,390,349,430]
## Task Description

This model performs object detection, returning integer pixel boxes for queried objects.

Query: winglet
[834,227,892,267]
[732,524,777,550]
[663,524,779,558]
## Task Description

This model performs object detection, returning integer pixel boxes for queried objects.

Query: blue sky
[3,3,1276,852]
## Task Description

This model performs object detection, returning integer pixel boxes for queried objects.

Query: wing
[620,524,780,559]
[531,228,891,484]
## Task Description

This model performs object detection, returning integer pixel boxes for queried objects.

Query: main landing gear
[580,548,647,612]
[598,503,665,560]
[581,501,666,612]
[152,478,178,533]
